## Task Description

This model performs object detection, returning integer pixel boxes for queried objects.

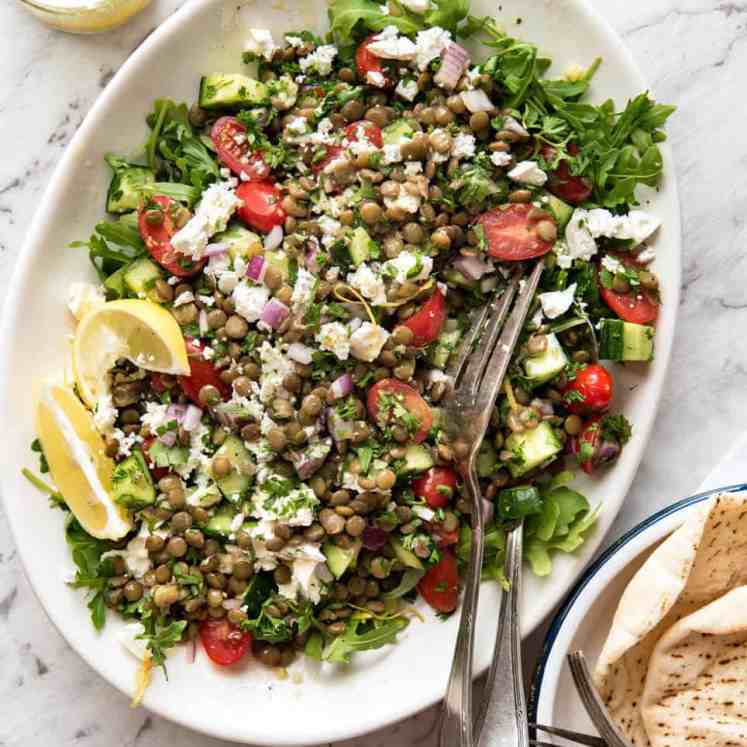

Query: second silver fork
[439,260,545,747]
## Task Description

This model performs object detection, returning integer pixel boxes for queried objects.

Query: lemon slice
[35,383,132,540]
[73,299,190,408]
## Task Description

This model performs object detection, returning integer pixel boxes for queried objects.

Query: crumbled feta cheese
[538,283,578,319]
[291,268,317,313]
[348,263,387,306]
[587,208,661,245]
[286,116,309,136]
[382,143,403,164]
[415,27,452,70]
[502,116,529,138]
[93,393,117,434]
[508,160,548,186]
[316,322,351,361]
[285,34,304,48]
[202,346,215,360]
[111,428,141,458]
[197,182,243,235]
[565,211,598,263]
[172,291,195,307]
[325,266,341,282]
[101,525,158,578]
[232,282,270,323]
[67,282,105,320]
[367,28,417,61]
[259,342,294,403]
[636,246,656,264]
[395,78,419,101]
[412,505,435,521]
[451,132,476,160]
[367,71,387,88]
[271,75,299,109]
[350,322,390,362]
[400,0,431,11]
[318,215,342,249]
[252,480,319,526]
[601,255,624,274]
[382,250,433,282]
[171,212,211,261]
[384,191,421,214]
[117,622,149,661]
[307,118,335,146]
[491,151,513,168]
[245,28,278,61]
[404,161,423,175]
[553,240,573,269]
[276,543,330,603]
[299,44,338,76]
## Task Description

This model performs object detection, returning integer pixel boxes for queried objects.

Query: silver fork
[439,260,545,747]
[568,651,632,747]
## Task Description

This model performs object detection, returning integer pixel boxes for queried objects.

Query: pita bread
[640,585,747,746]
[594,493,747,745]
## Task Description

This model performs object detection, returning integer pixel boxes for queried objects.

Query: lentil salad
[27,0,674,687]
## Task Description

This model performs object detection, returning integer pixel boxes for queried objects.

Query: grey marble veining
[2,0,747,744]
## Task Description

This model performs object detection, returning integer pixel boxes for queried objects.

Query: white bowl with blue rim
[528,483,747,741]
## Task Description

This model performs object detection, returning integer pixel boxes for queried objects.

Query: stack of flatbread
[594,492,747,746]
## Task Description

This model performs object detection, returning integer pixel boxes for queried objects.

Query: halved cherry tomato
[138,195,205,277]
[477,204,556,261]
[140,436,169,481]
[562,364,613,415]
[311,144,345,175]
[211,116,270,181]
[236,181,286,234]
[599,254,659,324]
[541,144,592,205]
[431,523,460,548]
[413,466,458,509]
[417,552,459,613]
[178,340,231,406]
[200,619,252,666]
[344,121,383,148]
[403,290,447,347]
[367,378,433,444]
[355,35,391,87]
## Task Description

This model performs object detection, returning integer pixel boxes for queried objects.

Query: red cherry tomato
[140,436,169,481]
[367,379,433,444]
[211,117,270,181]
[355,35,391,87]
[431,524,460,548]
[199,619,252,666]
[413,467,458,509]
[402,290,447,348]
[311,144,345,175]
[418,552,459,613]
[344,121,383,148]
[562,364,613,415]
[178,340,231,406]
[599,255,659,325]
[236,181,286,234]
[540,144,592,205]
[477,204,556,262]
[570,419,598,475]
[137,195,205,277]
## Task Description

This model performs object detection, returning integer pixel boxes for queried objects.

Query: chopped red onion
[531,398,554,418]
[158,429,177,447]
[329,373,353,400]
[166,403,187,422]
[246,255,266,283]
[222,598,243,610]
[305,247,321,274]
[434,42,470,90]
[198,308,209,336]
[327,409,354,442]
[454,254,493,280]
[362,525,388,551]
[287,342,314,365]
[460,89,495,113]
[182,404,203,431]
[290,438,332,480]
[260,298,290,329]
[263,225,283,251]
[204,242,229,257]
[597,440,621,464]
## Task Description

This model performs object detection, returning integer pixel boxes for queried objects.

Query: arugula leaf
[322,616,409,663]
[381,568,424,599]
[328,0,421,55]
[138,617,188,671]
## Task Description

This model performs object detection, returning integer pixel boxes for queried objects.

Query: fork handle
[439,468,485,747]
[475,522,530,747]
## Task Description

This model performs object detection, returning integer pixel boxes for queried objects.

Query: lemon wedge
[73,299,190,409]
[35,383,132,540]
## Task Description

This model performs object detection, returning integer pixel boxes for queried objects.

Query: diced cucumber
[496,485,543,521]
[211,435,254,499]
[214,223,263,261]
[186,480,223,508]
[524,333,568,384]
[265,250,290,283]
[205,505,237,537]
[123,257,162,302]
[476,441,498,478]
[382,118,415,146]
[198,73,269,110]
[105,155,154,214]
[504,421,563,478]
[544,193,574,231]
[443,268,478,290]
[323,539,362,579]
[389,536,424,570]
[598,319,654,362]
[111,450,155,509]
[349,226,373,266]
[103,266,128,299]
[428,327,461,369]
[401,444,434,475]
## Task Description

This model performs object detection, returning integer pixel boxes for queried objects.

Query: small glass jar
[18,0,152,33]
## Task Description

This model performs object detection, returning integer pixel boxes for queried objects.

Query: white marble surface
[2,0,747,744]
